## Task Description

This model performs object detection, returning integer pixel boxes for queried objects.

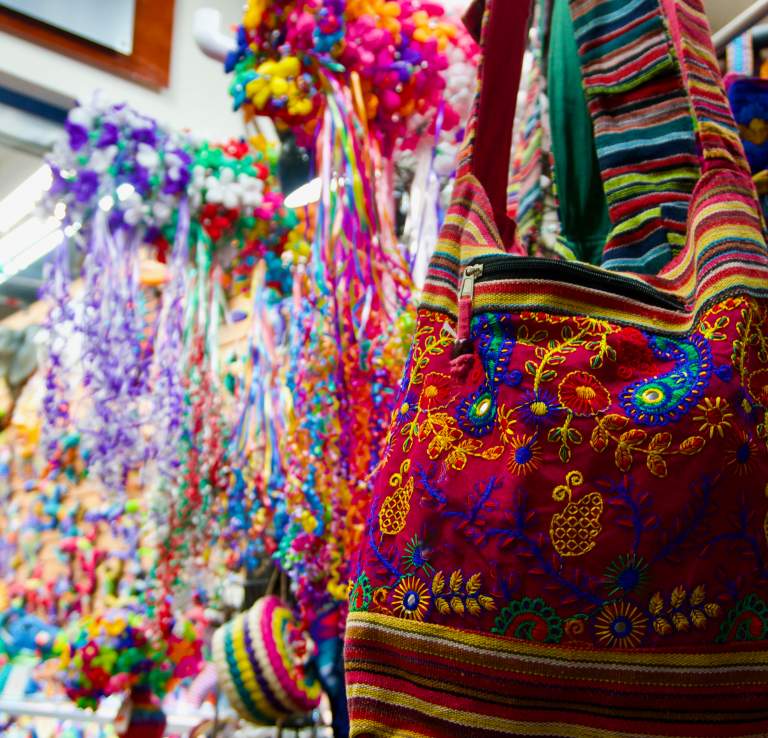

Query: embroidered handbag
[345,1,768,736]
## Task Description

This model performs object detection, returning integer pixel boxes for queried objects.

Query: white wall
[0,0,245,141]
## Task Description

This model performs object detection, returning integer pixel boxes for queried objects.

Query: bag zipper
[454,257,687,351]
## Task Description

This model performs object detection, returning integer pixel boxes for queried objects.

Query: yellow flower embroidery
[391,576,431,621]
[595,601,647,648]
[693,397,733,438]
[507,434,542,476]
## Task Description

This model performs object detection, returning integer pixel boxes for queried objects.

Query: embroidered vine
[590,414,705,477]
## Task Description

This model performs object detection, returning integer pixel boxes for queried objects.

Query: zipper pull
[453,264,482,357]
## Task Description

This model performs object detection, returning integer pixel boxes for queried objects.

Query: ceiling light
[0,165,52,236]
[0,216,59,255]
[0,217,62,286]
[283,176,321,208]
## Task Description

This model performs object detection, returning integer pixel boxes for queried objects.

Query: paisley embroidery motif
[492,597,563,642]
[620,334,712,426]
[716,594,768,643]
[456,314,517,437]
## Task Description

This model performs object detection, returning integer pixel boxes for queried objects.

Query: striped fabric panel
[346,612,768,738]
[506,1,559,259]
[421,175,509,317]
[570,0,700,273]
[667,0,754,175]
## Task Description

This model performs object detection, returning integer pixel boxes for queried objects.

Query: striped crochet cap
[213,596,322,724]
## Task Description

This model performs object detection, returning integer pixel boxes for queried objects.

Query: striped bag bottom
[345,612,768,738]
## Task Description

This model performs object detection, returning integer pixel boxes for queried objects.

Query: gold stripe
[350,720,432,738]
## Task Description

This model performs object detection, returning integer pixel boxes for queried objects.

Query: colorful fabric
[347,0,768,735]
[507,0,560,259]
[575,0,701,273]
[213,596,321,725]
[346,612,768,738]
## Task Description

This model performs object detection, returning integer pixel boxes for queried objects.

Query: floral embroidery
[716,594,768,643]
[747,368,768,407]
[732,300,768,407]
[726,431,757,475]
[420,411,503,471]
[649,586,721,636]
[393,390,418,429]
[492,597,563,642]
[519,389,560,426]
[594,601,647,648]
[604,553,649,598]
[506,433,542,476]
[558,370,611,416]
[402,535,434,576]
[391,575,431,621]
[417,372,455,413]
[354,299,768,648]
[549,471,603,558]
[693,397,733,438]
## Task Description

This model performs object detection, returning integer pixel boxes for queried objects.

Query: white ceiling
[703,0,756,31]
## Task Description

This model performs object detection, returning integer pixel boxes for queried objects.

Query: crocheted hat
[213,595,321,724]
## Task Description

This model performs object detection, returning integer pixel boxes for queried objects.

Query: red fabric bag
[345,1,768,736]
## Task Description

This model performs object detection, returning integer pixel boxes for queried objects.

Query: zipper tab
[460,264,483,301]
[454,265,483,356]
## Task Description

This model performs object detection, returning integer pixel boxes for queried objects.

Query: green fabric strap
[547,0,611,265]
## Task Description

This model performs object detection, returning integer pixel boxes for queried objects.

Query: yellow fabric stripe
[350,720,432,738]
[471,291,692,333]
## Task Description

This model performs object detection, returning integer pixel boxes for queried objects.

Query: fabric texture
[346,0,768,736]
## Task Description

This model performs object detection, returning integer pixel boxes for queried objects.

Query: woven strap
[458,0,533,243]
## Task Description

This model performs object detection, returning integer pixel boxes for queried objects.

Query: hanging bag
[345,0,768,736]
